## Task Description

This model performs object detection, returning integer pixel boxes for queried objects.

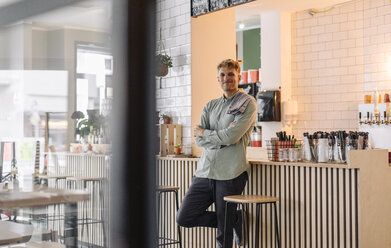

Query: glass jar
[288,148,296,162]
[278,148,288,162]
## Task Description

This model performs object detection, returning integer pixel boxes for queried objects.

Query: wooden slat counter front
[157,149,391,248]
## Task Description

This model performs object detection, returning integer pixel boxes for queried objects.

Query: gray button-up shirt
[195,91,257,180]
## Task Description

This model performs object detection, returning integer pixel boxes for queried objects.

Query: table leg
[64,202,78,247]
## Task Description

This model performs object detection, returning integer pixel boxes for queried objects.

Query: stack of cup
[248,69,259,83]
[241,71,248,84]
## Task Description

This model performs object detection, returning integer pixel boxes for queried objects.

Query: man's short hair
[217,59,240,74]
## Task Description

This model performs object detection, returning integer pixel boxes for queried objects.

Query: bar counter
[157,149,391,248]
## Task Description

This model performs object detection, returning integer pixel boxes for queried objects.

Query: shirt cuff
[203,129,212,138]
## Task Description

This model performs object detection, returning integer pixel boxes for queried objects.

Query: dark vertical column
[315,167,318,248]
[64,202,78,247]
[309,167,312,248]
[278,165,281,248]
[110,0,157,247]
[331,169,334,248]
[304,167,307,248]
[326,168,329,248]
[298,167,301,248]
[355,170,359,248]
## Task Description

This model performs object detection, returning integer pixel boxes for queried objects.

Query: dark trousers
[176,172,248,248]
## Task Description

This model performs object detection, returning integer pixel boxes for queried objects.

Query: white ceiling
[236,0,353,30]
[0,0,354,32]
[0,0,111,31]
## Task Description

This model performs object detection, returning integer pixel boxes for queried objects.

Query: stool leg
[163,191,167,246]
[100,180,107,248]
[274,202,280,248]
[243,204,249,248]
[91,181,95,247]
[174,190,182,248]
[156,191,161,246]
[222,201,229,248]
[255,203,260,248]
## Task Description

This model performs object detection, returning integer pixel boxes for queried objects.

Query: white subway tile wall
[156,0,191,149]
[292,0,391,137]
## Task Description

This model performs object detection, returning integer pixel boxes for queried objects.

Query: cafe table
[0,186,90,247]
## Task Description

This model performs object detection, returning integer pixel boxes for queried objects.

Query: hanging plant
[156,54,173,77]
[156,27,173,78]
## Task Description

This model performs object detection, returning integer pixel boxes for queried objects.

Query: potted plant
[160,113,171,124]
[174,144,182,155]
[156,54,173,77]
[71,110,105,142]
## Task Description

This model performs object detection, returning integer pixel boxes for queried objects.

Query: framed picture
[210,0,228,11]
[230,0,252,6]
[191,0,209,17]
[191,0,255,17]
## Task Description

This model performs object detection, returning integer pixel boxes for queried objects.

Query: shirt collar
[222,90,240,103]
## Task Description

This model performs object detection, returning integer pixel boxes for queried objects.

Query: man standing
[176,59,257,247]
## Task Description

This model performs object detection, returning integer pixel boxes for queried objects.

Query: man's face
[217,66,241,94]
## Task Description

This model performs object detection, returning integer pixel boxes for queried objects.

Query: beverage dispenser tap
[385,111,390,125]
[359,112,363,125]
[382,111,386,124]
[365,112,370,124]
[375,111,381,125]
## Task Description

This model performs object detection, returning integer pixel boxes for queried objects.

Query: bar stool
[66,177,107,247]
[35,174,71,230]
[156,186,182,247]
[223,195,280,248]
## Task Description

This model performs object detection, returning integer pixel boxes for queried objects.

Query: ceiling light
[238,23,245,29]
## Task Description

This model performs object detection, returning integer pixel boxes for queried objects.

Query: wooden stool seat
[37,175,70,179]
[66,177,105,182]
[156,186,179,192]
[224,195,279,204]
[223,194,280,248]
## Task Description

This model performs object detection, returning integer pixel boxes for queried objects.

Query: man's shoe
[233,209,247,246]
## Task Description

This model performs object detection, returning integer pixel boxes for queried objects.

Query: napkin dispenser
[257,90,281,121]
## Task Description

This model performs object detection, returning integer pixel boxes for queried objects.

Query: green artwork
[20,141,34,161]
[243,28,260,71]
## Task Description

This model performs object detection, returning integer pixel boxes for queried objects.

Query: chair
[156,186,182,247]
[223,195,280,248]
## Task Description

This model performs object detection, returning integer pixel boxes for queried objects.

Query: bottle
[98,130,103,144]
[12,176,19,190]
[251,127,262,147]
[88,126,94,144]
[93,130,97,144]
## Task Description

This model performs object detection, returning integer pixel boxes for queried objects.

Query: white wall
[260,11,292,143]
[156,0,192,150]
[291,0,366,137]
